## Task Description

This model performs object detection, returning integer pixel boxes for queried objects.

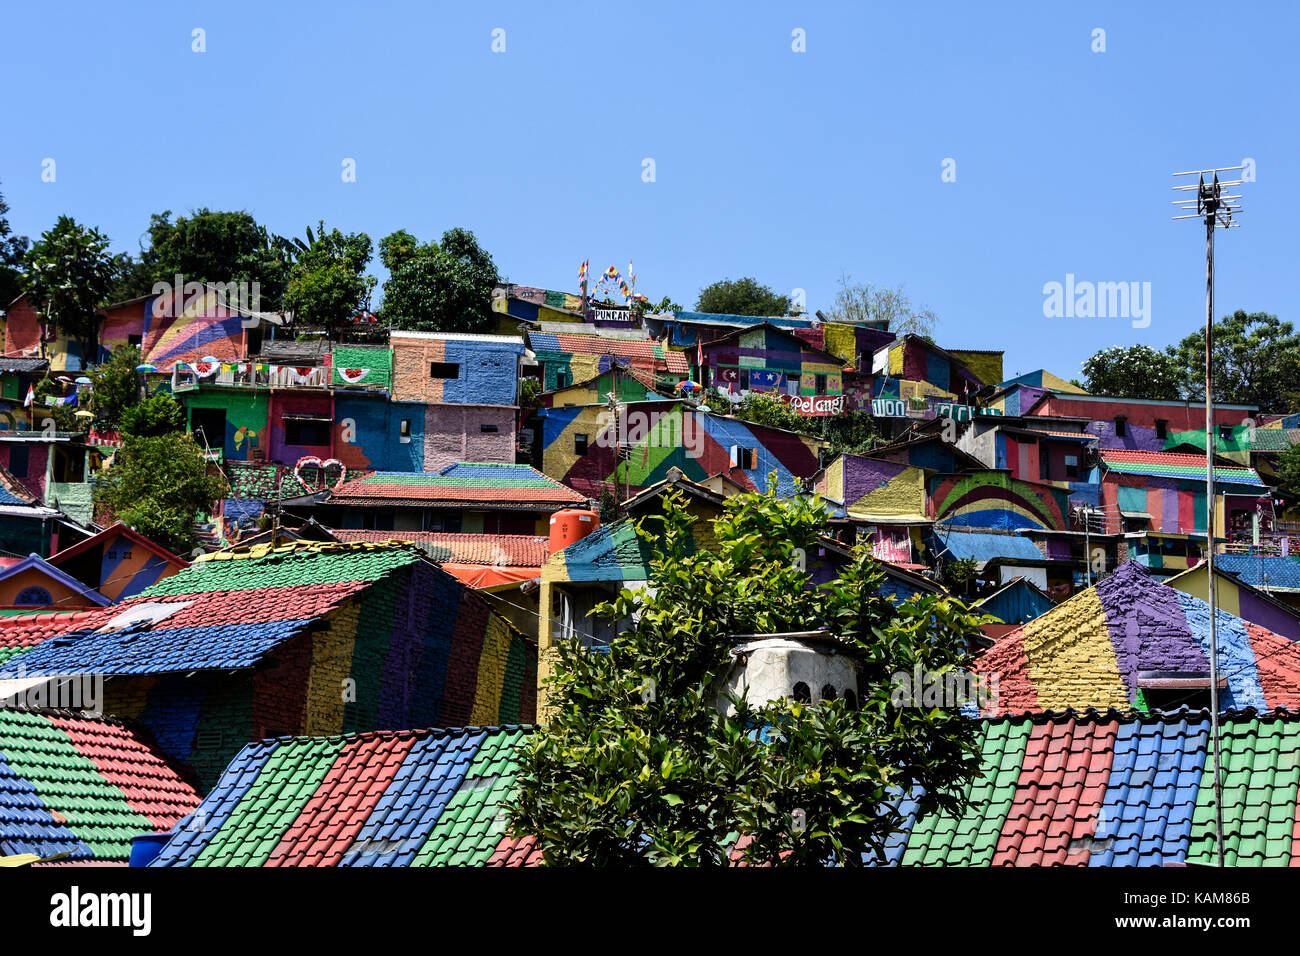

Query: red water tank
[549,509,600,553]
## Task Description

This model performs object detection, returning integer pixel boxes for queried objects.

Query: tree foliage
[1079,344,1183,400]
[827,272,938,337]
[1275,442,1300,501]
[88,345,142,428]
[22,216,117,365]
[378,227,499,333]
[695,277,791,317]
[1167,310,1300,413]
[725,392,886,457]
[282,222,375,326]
[112,208,290,309]
[508,482,986,866]
[95,432,227,555]
[120,391,185,439]
[0,184,28,308]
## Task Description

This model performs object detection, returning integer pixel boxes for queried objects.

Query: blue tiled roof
[527,332,561,351]
[13,619,313,676]
[934,530,1043,565]
[1215,554,1300,591]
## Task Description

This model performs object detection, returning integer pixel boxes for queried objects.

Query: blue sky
[3,1,1297,380]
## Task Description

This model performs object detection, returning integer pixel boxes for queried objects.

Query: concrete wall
[424,404,517,471]
[391,333,522,406]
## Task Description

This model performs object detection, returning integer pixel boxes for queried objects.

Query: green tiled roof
[138,543,423,597]
[900,719,1031,866]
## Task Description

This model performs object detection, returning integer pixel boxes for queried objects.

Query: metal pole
[1204,201,1226,869]
[1084,507,1092,588]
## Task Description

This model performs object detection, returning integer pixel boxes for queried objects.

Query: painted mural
[539,403,824,499]
[929,472,1071,531]
[391,332,525,407]
[973,562,1300,715]
[816,453,929,523]
[702,323,844,400]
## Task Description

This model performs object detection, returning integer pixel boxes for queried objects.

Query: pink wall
[423,405,517,472]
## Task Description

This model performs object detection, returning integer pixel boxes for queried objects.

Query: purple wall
[1239,591,1300,644]
[841,456,907,505]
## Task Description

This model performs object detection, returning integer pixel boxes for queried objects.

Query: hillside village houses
[5,274,1300,868]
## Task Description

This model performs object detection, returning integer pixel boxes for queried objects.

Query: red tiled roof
[488,833,545,867]
[551,333,689,373]
[0,608,115,659]
[331,532,550,566]
[1100,449,1213,467]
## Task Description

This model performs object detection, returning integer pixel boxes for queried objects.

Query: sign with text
[872,398,911,418]
[782,393,846,416]
[935,403,975,422]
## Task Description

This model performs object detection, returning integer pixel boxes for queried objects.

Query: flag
[23,385,33,408]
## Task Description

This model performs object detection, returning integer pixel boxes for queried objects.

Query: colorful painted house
[973,561,1300,714]
[539,364,662,409]
[815,453,931,565]
[527,330,688,392]
[150,724,533,867]
[389,331,525,471]
[930,529,1051,589]
[8,541,537,788]
[46,522,188,602]
[538,402,825,500]
[1098,449,1267,539]
[0,553,110,608]
[318,463,587,536]
[0,709,201,864]
[3,289,265,372]
[873,334,999,401]
[1165,561,1300,644]
[1213,555,1300,611]
[0,462,89,558]
[699,323,846,414]
[646,311,821,350]
[1023,391,1257,452]
[929,472,1072,532]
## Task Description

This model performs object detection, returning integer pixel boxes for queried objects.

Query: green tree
[695,277,791,317]
[95,432,228,554]
[0,184,29,307]
[1079,344,1183,400]
[378,227,500,333]
[120,391,184,439]
[115,208,290,309]
[22,216,117,366]
[282,222,375,326]
[30,377,79,432]
[1167,310,1300,412]
[88,344,142,428]
[827,272,939,337]
[651,295,682,314]
[508,482,986,866]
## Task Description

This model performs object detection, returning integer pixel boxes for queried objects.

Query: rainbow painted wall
[538,403,824,499]
[974,562,1300,715]
[929,472,1070,531]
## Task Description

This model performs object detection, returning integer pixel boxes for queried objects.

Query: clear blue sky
[3,1,1297,380]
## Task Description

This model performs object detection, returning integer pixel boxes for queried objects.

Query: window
[1142,686,1211,712]
[1039,454,1050,481]
[1114,416,1127,438]
[1155,419,1168,440]
[819,683,837,702]
[15,586,52,606]
[1219,424,1233,442]
[555,370,570,389]
[284,417,330,447]
[480,424,499,433]
[127,334,142,347]
[792,682,811,703]
[730,446,757,470]
[1065,454,1079,479]
[8,444,28,479]
[429,362,460,379]
[574,433,589,455]
[738,368,750,390]
[815,374,827,396]
[421,511,462,533]
[399,419,411,444]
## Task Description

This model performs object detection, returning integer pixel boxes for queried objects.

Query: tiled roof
[886,710,1300,866]
[0,464,39,507]
[1215,555,1300,591]
[528,332,689,373]
[974,561,1300,714]
[150,725,532,867]
[330,531,550,566]
[0,710,200,862]
[934,530,1044,566]
[1099,449,1264,486]
[10,542,425,677]
[1249,428,1294,451]
[552,520,656,583]
[0,608,113,667]
[330,463,586,507]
